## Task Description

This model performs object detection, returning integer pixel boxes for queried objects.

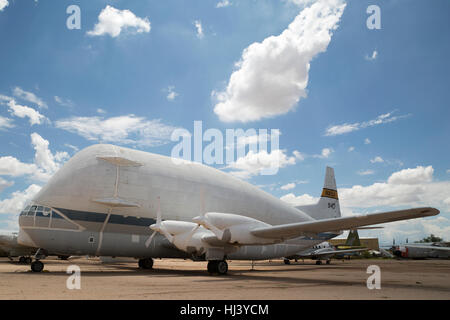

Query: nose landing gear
[31,260,44,272]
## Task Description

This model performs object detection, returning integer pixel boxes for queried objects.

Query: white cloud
[7,99,46,126]
[0,116,14,130]
[387,165,433,185]
[54,96,74,108]
[370,156,384,163]
[55,115,179,147]
[213,0,346,122]
[13,87,47,109]
[312,147,333,159]
[227,149,297,179]
[166,86,178,101]
[87,5,151,38]
[194,20,204,39]
[325,111,410,136]
[348,146,355,152]
[0,0,8,12]
[216,0,231,8]
[364,138,371,144]
[280,193,319,206]
[447,169,450,174]
[0,133,68,182]
[365,50,378,61]
[97,108,106,114]
[357,169,374,176]
[281,182,296,190]
[293,150,305,161]
[0,177,13,193]
[0,184,42,215]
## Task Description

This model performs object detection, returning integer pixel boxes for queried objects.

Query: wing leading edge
[251,207,439,240]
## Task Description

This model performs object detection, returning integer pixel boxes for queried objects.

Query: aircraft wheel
[58,255,69,260]
[207,260,218,273]
[216,260,228,275]
[25,257,32,264]
[31,260,44,272]
[138,258,153,269]
[315,260,322,265]
[284,259,291,265]
[326,260,330,265]
[19,256,26,264]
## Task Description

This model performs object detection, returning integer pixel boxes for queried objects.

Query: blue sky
[0,0,449,244]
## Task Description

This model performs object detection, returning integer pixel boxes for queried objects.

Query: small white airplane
[17,144,439,274]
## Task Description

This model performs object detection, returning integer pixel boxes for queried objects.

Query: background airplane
[392,242,450,259]
[283,229,368,265]
[17,144,439,274]
[0,232,35,263]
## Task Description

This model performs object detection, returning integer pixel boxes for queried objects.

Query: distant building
[330,237,379,251]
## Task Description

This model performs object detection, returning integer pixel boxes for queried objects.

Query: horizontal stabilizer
[251,207,439,240]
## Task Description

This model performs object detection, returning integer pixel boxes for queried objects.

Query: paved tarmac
[0,257,449,299]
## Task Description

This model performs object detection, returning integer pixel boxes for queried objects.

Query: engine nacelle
[193,212,278,245]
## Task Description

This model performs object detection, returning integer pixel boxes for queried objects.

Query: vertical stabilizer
[295,166,341,220]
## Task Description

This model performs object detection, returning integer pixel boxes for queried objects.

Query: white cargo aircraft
[17,144,439,274]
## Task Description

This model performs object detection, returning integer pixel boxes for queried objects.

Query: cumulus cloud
[280,193,319,206]
[166,86,178,101]
[55,115,179,147]
[0,184,42,215]
[227,149,297,179]
[0,0,8,12]
[0,133,68,182]
[312,147,333,159]
[213,0,346,122]
[348,146,355,152]
[7,99,46,125]
[87,5,151,38]
[0,177,13,193]
[13,87,47,109]
[194,20,204,39]
[364,138,371,145]
[325,111,410,136]
[370,156,384,163]
[281,182,296,190]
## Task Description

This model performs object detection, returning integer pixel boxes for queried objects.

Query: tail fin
[295,166,341,220]
[345,230,361,246]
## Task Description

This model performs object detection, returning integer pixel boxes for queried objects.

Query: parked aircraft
[0,232,35,263]
[283,229,368,265]
[17,144,439,274]
[393,242,450,259]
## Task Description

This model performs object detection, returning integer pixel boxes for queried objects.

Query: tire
[216,261,228,275]
[25,257,32,264]
[31,260,44,272]
[326,260,330,265]
[19,256,25,264]
[316,260,322,265]
[139,258,153,269]
[207,261,218,273]
[284,259,291,265]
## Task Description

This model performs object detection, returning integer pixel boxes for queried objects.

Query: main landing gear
[283,258,291,265]
[207,260,228,275]
[138,258,154,269]
[18,256,32,264]
[315,260,331,265]
[31,260,44,272]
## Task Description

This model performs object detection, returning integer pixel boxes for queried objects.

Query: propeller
[183,188,206,248]
[145,197,173,248]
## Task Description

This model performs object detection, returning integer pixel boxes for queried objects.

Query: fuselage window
[27,205,37,216]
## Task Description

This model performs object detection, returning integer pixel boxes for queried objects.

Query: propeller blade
[145,231,157,248]
[184,224,200,249]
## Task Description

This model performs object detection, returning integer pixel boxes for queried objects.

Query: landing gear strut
[138,258,154,269]
[207,260,228,275]
[31,260,44,272]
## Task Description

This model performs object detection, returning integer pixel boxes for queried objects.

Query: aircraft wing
[299,248,367,258]
[251,207,439,240]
